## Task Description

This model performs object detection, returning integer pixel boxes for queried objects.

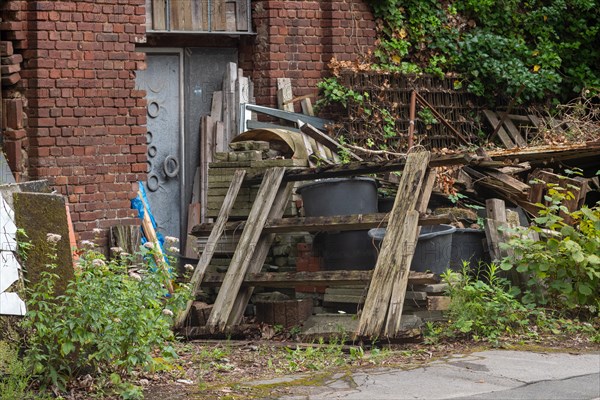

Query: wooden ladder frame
[177,151,436,339]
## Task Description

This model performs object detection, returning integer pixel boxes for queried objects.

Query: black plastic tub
[450,228,487,271]
[368,224,456,274]
[298,177,378,270]
[297,177,378,217]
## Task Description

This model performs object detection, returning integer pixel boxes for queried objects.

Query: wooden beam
[244,153,477,184]
[201,270,440,288]
[174,170,246,328]
[227,181,294,326]
[384,210,420,336]
[206,168,286,332]
[152,0,166,30]
[191,213,452,236]
[357,150,430,338]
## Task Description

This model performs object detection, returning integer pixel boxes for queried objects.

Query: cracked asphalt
[275,350,600,399]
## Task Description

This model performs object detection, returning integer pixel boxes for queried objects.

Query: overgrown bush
[441,263,533,344]
[364,0,600,105]
[500,184,600,315]
[20,238,189,396]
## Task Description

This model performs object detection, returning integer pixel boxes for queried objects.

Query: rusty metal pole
[408,90,416,149]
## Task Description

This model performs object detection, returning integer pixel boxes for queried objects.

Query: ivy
[366,0,600,105]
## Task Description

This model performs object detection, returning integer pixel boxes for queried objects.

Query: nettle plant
[21,234,189,395]
[500,184,600,315]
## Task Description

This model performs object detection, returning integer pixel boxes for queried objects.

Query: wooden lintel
[191,213,452,236]
[201,270,440,288]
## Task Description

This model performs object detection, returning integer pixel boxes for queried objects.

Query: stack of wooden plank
[206,145,306,219]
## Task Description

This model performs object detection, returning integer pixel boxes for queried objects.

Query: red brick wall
[243,0,376,109]
[1,0,148,242]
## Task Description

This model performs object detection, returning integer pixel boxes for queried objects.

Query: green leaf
[578,283,592,296]
[61,341,75,356]
[587,254,600,264]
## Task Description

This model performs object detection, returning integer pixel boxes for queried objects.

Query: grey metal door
[183,47,237,209]
[135,52,181,239]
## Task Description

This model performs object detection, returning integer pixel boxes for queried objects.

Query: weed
[20,237,189,395]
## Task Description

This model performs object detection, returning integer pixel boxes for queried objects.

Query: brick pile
[0,0,148,243]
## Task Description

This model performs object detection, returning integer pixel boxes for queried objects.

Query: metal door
[183,48,237,210]
[135,52,182,239]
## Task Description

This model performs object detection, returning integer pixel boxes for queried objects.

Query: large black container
[368,224,456,274]
[297,177,378,217]
[298,178,378,270]
[450,228,487,271]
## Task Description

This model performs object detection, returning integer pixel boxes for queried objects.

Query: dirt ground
[139,330,600,400]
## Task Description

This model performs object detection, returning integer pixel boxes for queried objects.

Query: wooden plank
[192,213,452,236]
[191,0,204,30]
[300,122,362,162]
[174,170,246,328]
[416,168,437,214]
[245,153,474,184]
[486,198,507,222]
[502,117,527,147]
[169,0,193,30]
[152,0,166,30]
[184,202,201,258]
[357,150,430,338]
[483,169,530,194]
[277,78,295,112]
[225,1,237,31]
[227,181,294,326]
[483,110,516,149]
[427,296,451,311]
[191,166,201,204]
[215,121,226,153]
[201,0,209,31]
[206,168,286,331]
[146,0,153,30]
[222,63,237,140]
[235,0,249,31]
[211,91,223,122]
[202,270,438,289]
[236,74,249,140]
[384,210,420,336]
[300,98,314,116]
[412,283,449,294]
[212,0,227,31]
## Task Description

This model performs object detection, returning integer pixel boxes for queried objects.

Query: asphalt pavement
[272,350,600,400]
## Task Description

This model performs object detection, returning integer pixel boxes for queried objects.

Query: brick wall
[242,0,376,109]
[0,0,147,242]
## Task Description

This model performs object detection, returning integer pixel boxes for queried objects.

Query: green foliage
[500,185,600,314]
[0,341,47,400]
[284,337,346,372]
[441,263,533,344]
[366,0,600,104]
[21,242,189,394]
[316,78,367,109]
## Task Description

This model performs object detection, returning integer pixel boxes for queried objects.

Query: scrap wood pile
[176,74,600,342]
